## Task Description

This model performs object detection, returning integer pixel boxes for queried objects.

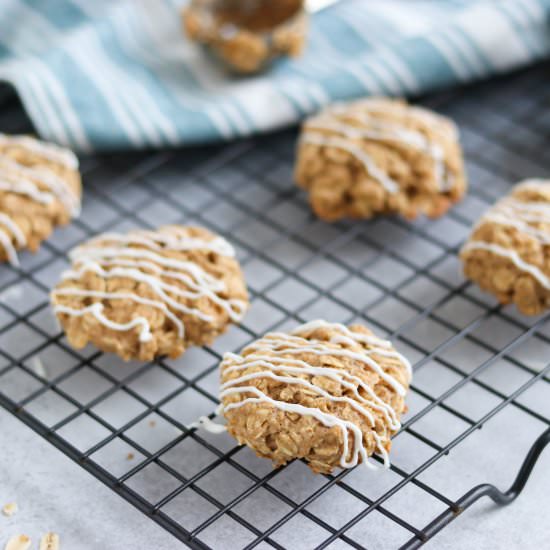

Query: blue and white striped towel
[1,0,549,152]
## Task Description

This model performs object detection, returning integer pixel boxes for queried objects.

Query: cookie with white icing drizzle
[0,133,81,266]
[294,97,466,221]
[220,320,411,474]
[51,225,249,361]
[461,179,550,315]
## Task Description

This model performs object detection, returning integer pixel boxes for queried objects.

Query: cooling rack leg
[401,427,550,549]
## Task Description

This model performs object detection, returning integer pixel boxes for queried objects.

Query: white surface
[1,404,549,550]
[424,420,550,549]
[0,408,178,550]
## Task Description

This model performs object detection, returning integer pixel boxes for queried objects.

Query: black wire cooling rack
[1,63,550,549]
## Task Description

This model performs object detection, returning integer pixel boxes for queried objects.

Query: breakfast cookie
[0,134,81,266]
[183,0,307,73]
[294,98,466,221]
[461,179,550,315]
[220,320,411,474]
[51,225,249,361]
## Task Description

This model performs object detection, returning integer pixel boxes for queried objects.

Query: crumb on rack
[2,502,17,517]
[39,532,59,550]
[4,534,31,550]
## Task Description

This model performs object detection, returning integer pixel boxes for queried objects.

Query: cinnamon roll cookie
[0,134,81,266]
[461,179,550,315]
[51,226,249,361]
[220,320,411,474]
[294,98,466,221]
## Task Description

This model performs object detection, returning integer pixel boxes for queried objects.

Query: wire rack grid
[0,63,550,550]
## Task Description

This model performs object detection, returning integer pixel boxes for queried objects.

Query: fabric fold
[0,0,549,151]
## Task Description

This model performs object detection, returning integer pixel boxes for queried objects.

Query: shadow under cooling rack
[1,63,550,549]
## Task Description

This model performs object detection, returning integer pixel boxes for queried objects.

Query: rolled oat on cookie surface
[0,133,81,266]
[220,320,411,474]
[461,179,550,316]
[51,225,249,361]
[295,97,466,222]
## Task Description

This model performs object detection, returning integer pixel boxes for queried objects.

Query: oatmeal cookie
[220,320,411,474]
[51,225,249,361]
[0,134,81,266]
[461,179,550,315]
[183,0,307,73]
[295,98,466,221]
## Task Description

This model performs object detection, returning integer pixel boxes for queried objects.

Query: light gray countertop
[0,409,175,550]
[1,406,549,550]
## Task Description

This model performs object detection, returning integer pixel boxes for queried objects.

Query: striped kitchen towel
[0,0,549,152]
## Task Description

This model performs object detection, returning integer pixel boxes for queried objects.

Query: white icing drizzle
[294,319,393,349]
[62,262,245,322]
[481,212,550,244]
[189,405,228,434]
[69,246,226,288]
[52,288,183,339]
[0,228,18,266]
[0,176,54,205]
[256,339,406,395]
[220,321,410,470]
[239,331,410,395]
[295,319,412,379]
[0,213,26,267]
[331,99,459,140]
[490,204,550,225]
[0,139,81,266]
[86,229,236,257]
[222,357,400,430]
[0,133,79,170]
[500,198,550,216]
[463,180,550,288]
[71,256,225,291]
[53,301,154,342]
[462,241,550,291]
[0,157,80,216]
[478,180,550,226]
[192,416,228,434]
[303,100,456,193]
[513,178,549,193]
[222,385,377,469]
[52,230,247,344]
[223,355,401,426]
[306,116,449,192]
[406,106,458,142]
[301,132,400,194]
[306,116,429,151]
[0,213,26,247]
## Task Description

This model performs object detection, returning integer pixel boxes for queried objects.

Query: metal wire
[1,64,550,549]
